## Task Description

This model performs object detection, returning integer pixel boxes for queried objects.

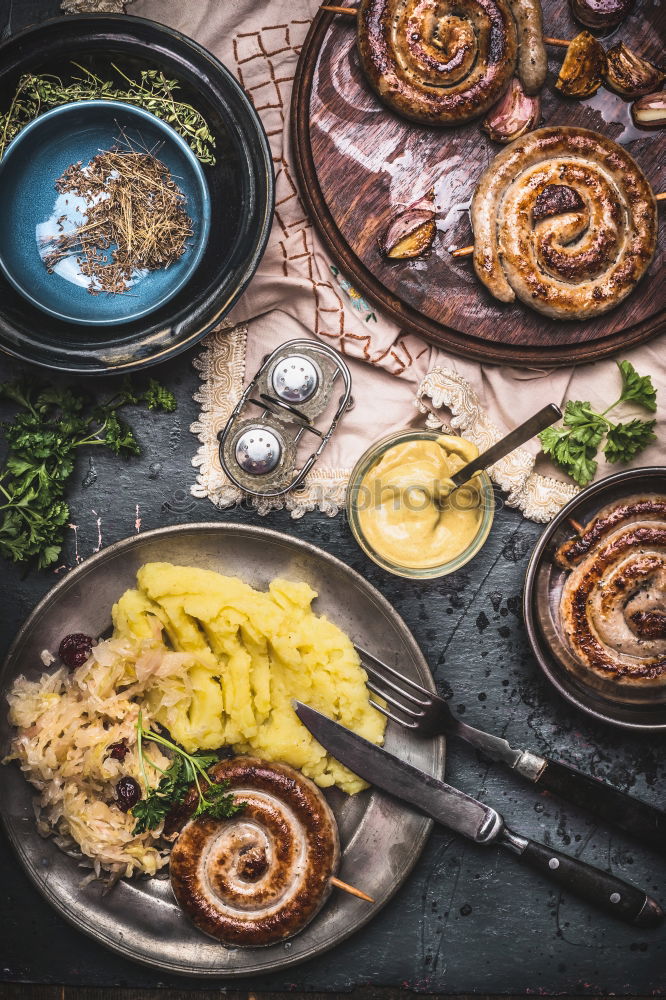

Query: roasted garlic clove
[533,184,585,222]
[631,92,666,128]
[604,42,665,96]
[482,78,542,144]
[379,195,436,259]
[555,31,607,98]
[570,0,634,31]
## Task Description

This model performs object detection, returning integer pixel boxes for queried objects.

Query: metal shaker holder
[217,339,353,498]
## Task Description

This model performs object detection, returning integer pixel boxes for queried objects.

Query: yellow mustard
[356,434,485,570]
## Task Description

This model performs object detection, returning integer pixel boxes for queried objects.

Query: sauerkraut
[5,633,197,878]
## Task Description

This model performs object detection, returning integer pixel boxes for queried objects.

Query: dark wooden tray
[291,4,665,366]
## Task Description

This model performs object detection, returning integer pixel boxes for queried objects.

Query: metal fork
[355,643,666,853]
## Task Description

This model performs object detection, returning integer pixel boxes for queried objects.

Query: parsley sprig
[0,379,176,568]
[131,712,243,835]
[539,361,657,487]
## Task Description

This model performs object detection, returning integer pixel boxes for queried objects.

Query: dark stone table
[0,1,664,993]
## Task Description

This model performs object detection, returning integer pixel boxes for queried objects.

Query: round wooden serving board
[291,3,665,366]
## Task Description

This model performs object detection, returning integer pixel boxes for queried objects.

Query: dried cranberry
[115,776,141,812]
[59,633,94,668]
[107,739,129,762]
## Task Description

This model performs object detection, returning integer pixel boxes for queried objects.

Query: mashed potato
[112,563,386,794]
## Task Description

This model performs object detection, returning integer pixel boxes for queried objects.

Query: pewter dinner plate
[523,468,666,732]
[0,523,443,976]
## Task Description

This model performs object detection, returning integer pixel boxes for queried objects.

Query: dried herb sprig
[42,140,194,295]
[0,63,216,164]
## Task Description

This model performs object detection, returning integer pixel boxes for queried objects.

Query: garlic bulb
[555,31,607,98]
[631,92,666,128]
[379,194,436,259]
[569,0,634,31]
[604,42,665,96]
[482,78,541,143]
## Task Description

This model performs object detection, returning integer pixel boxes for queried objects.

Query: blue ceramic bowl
[0,100,211,326]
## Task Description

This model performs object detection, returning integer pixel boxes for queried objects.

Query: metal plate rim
[0,521,443,977]
[523,467,666,732]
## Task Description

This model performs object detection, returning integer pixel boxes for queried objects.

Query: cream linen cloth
[125,0,665,519]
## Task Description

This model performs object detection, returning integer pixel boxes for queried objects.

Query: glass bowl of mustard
[346,429,495,578]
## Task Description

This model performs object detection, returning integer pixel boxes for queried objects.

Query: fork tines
[355,643,431,728]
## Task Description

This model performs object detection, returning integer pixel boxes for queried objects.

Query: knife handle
[534,757,666,853]
[502,830,663,928]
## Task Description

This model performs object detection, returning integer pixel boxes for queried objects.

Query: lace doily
[190,324,351,519]
[415,368,578,522]
[61,0,132,11]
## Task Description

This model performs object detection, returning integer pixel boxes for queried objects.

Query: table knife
[294,702,664,928]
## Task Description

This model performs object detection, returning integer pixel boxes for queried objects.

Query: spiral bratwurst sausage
[356,0,546,126]
[170,758,340,947]
[471,127,658,320]
[556,496,666,702]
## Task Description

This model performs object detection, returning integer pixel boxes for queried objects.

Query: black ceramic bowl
[0,15,274,374]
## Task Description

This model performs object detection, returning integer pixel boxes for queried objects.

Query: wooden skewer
[321,5,573,46]
[451,193,665,258]
[567,517,585,534]
[321,4,358,14]
[330,876,375,902]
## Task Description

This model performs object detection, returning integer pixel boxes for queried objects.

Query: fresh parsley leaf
[143,379,177,413]
[617,361,657,413]
[604,419,656,464]
[561,401,606,447]
[131,713,244,834]
[194,782,242,821]
[539,361,658,487]
[0,378,176,568]
[101,412,141,456]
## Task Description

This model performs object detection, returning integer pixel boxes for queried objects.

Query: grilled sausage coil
[471,127,657,320]
[170,758,340,947]
[356,0,547,125]
[556,496,666,702]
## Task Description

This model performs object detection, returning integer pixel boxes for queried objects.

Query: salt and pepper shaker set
[218,339,353,497]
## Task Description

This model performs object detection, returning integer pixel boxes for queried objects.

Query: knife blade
[294,701,664,929]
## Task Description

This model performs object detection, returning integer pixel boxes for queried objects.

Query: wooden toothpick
[321,4,358,15]
[330,876,375,902]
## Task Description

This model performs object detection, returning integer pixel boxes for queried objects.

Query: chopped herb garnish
[0,379,176,568]
[539,361,658,486]
[131,711,243,835]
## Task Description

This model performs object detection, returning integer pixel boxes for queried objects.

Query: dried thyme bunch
[42,143,194,295]
[0,63,216,164]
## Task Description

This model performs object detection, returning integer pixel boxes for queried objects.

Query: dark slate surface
[0,0,664,992]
